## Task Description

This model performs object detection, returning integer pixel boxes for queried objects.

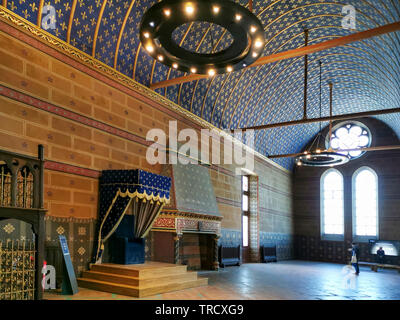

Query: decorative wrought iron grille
[0,164,12,207]
[16,167,34,209]
[0,145,46,300]
[0,240,36,300]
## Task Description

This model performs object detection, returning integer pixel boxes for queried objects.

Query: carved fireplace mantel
[152,210,222,236]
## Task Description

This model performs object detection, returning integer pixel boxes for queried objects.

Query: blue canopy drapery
[94,170,171,263]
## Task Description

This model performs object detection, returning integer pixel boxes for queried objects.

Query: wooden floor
[45,261,400,300]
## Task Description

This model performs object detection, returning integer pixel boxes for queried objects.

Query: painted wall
[294,118,400,264]
[0,25,294,276]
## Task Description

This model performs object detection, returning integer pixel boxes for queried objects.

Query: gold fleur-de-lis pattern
[3,0,400,169]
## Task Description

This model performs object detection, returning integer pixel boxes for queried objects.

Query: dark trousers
[352,263,360,274]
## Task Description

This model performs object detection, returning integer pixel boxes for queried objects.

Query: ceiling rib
[149,21,400,90]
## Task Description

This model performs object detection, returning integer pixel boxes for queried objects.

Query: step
[140,278,208,298]
[77,277,208,298]
[82,270,199,287]
[90,263,188,278]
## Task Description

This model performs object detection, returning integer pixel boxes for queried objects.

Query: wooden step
[77,277,208,298]
[140,278,208,297]
[90,263,188,278]
[81,270,198,287]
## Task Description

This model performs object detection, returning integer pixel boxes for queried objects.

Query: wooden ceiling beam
[234,107,400,132]
[149,21,400,90]
[268,145,400,159]
[250,21,400,68]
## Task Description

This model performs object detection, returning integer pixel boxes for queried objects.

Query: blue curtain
[93,170,171,263]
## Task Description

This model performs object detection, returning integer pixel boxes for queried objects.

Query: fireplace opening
[180,233,214,271]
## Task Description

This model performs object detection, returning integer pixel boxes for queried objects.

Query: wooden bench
[260,245,277,263]
[218,245,241,268]
[358,261,400,273]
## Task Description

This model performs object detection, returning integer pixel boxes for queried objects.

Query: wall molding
[260,182,292,197]
[216,197,242,208]
[259,206,292,218]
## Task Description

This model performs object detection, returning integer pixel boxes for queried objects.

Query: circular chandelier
[139,0,265,75]
[296,149,350,167]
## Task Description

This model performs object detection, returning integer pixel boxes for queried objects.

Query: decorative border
[44,161,100,179]
[176,218,221,235]
[152,217,176,230]
[44,215,96,223]
[160,210,222,222]
[0,6,290,174]
[151,214,222,234]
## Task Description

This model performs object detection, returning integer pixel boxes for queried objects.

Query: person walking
[348,243,360,275]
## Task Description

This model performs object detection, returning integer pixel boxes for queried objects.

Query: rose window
[328,122,371,159]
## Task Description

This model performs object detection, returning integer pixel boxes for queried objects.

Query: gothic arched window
[352,167,378,239]
[321,169,344,239]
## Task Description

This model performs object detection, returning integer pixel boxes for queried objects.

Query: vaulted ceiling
[5,0,400,169]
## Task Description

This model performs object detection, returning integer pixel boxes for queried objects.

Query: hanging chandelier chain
[328,82,334,149]
[315,60,323,150]
[296,61,349,167]
[319,60,322,131]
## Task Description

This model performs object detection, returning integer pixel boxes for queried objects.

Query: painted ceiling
[3,0,400,170]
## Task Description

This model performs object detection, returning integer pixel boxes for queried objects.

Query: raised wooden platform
[77,262,208,298]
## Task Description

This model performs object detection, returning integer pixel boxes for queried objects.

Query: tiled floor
[44,260,400,300]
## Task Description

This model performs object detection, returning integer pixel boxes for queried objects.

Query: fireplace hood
[151,157,222,236]
[171,162,220,217]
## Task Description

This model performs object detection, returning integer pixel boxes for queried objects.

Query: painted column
[212,234,220,270]
[173,233,181,265]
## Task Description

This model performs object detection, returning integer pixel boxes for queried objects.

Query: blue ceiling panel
[6,0,40,25]
[69,0,101,55]
[40,0,73,41]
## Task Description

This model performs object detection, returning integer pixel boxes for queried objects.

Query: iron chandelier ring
[139,0,265,75]
[295,152,350,167]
